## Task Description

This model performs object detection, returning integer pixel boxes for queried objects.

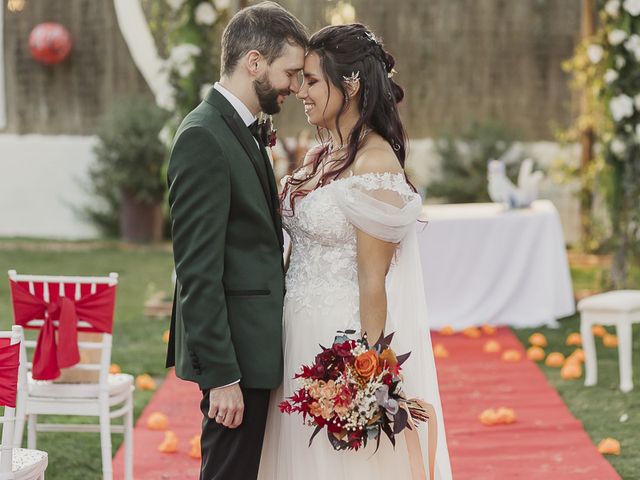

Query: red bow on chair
[0,342,20,408]
[9,280,116,380]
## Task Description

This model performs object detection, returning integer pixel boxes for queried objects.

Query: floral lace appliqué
[282,172,410,329]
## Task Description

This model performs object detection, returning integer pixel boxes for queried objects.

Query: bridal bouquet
[279,331,430,451]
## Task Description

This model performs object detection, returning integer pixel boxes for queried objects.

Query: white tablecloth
[417,200,575,329]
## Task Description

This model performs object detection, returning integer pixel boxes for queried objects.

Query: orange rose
[355,350,379,379]
[379,348,398,368]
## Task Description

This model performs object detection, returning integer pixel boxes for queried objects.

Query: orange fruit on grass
[109,363,121,374]
[545,352,565,367]
[567,348,585,363]
[528,333,547,347]
[565,332,582,346]
[603,334,618,348]
[526,346,545,362]
[597,438,621,455]
[592,325,607,337]
[162,329,170,344]
[136,374,157,391]
[560,361,582,380]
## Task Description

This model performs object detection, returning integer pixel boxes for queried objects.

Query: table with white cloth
[417,200,575,329]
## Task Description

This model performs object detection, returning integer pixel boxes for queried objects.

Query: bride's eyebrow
[303,72,318,80]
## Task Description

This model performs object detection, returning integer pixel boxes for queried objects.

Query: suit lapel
[257,141,284,249]
[222,113,275,211]
[205,89,282,249]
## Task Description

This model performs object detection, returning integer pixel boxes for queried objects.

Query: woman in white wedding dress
[259,24,452,480]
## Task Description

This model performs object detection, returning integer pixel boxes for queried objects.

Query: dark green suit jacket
[165,88,285,391]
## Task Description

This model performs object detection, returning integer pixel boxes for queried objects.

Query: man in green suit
[165,3,307,478]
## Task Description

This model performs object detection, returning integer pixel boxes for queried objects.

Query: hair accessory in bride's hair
[388,68,398,79]
[342,71,360,88]
[364,31,379,45]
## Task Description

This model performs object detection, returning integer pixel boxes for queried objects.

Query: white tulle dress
[258,170,452,480]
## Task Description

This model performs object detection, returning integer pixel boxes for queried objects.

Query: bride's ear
[342,72,361,100]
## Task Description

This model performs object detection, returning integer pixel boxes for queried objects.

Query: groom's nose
[289,75,301,94]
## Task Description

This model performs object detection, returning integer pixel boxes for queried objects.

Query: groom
[165,3,307,479]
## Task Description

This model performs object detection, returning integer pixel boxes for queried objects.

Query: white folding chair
[0,325,48,480]
[7,271,133,480]
[579,290,640,392]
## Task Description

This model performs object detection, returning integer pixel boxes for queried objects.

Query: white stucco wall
[0,134,100,239]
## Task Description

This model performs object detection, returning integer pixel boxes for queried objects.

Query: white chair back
[0,325,26,477]
[7,270,119,387]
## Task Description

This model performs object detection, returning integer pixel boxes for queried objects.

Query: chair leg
[581,316,598,387]
[617,320,633,392]
[99,404,113,480]
[124,392,134,480]
[14,406,25,448]
[27,414,37,449]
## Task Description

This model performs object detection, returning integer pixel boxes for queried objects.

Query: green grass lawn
[0,240,175,480]
[513,317,640,479]
[511,263,640,479]
[0,241,637,478]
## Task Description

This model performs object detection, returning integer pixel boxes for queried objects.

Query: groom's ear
[244,50,264,78]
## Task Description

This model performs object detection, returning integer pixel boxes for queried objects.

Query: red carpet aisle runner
[113,369,202,479]
[434,327,620,479]
[115,328,620,479]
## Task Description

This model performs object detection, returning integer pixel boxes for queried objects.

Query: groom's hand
[208,384,244,428]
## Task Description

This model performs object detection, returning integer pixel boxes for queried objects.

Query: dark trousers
[199,387,270,480]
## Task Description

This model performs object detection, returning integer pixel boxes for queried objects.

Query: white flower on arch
[623,0,640,15]
[608,29,628,46]
[605,0,621,16]
[167,0,186,11]
[587,44,604,63]
[195,2,218,26]
[610,94,634,121]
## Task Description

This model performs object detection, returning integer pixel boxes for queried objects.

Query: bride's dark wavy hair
[282,23,410,212]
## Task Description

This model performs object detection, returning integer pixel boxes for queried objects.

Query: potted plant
[88,96,169,242]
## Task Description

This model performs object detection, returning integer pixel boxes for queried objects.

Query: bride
[259,24,452,480]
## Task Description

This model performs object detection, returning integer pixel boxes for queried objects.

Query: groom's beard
[253,74,288,115]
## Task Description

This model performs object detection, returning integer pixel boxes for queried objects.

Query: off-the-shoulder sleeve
[329,172,423,243]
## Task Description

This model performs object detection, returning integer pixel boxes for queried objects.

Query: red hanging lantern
[29,22,72,65]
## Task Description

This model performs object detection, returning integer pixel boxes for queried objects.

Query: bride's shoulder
[353,136,403,177]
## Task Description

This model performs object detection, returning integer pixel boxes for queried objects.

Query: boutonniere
[258,114,277,148]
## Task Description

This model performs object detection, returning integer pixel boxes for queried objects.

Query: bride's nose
[296,84,307,100]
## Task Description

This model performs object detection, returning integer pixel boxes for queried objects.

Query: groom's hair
[221,1,307,76]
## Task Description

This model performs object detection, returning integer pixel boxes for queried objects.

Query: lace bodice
[281,172,418,324]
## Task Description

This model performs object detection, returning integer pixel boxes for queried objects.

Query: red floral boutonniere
[259,114,277,148]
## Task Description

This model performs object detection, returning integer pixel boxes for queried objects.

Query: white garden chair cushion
[4,448,48,479]
[578,290,640,313]
[27,373,134,399]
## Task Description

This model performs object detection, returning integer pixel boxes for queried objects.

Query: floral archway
[565,0,640,287]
